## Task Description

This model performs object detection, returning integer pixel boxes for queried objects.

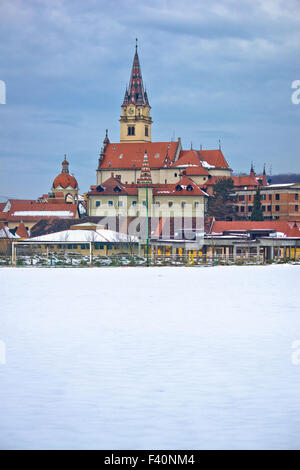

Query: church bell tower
[120,41,152,142]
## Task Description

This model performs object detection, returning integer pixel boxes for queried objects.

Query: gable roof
[209,220,300,238]
[100,141,178,169]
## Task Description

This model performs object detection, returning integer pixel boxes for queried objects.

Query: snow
[0,265,299,450]
[0,226,19,239]
[201,160,215,169]
[27,228,138,243]
[13,210,74,217]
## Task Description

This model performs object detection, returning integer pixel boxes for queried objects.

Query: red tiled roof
[200,150,230,168]
[88,174,208,198]
[171,150,202,167]
[16,222,29,239]
[0,203,6,211]
[100,142,178,169]
[210,220,300,237]
[153,175,208,196]
[53,173,78,189]
[0,200,78,222]
[232,175,260,188]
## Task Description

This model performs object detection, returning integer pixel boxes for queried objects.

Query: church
[87,44,231,218]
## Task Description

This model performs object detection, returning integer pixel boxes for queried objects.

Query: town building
[96,44,232,189]
[0,157,84,233]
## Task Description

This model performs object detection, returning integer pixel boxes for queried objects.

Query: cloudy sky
[0,0,299,199]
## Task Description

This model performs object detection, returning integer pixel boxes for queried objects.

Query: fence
[0,241,277,267]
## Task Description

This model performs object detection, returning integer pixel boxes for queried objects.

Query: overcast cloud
[0,0,299,198]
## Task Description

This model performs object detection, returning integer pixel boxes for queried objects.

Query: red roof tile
[210,220,300,237]
[200,150,230,168]
[232,175,260,188]
[16,222,29,239]
[100,142,178,169]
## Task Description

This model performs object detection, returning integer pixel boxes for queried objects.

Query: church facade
[87,45,234,219]
[95,45,231,186]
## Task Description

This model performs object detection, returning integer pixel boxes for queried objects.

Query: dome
[52,155,78,190]
[52,173,78,190]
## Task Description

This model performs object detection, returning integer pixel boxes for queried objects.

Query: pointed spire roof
[16,222,28,239]
[138,151,152,185]
[125,41,149,107]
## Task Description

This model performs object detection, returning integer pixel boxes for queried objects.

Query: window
[132,200,137,206]
[248,206,252,212]
[142,200,147,206]
[241,206,245,212]
[80,244,88,250]
[262,205,265,211]
[268,194,272,200]
[275,194,280,200]
[127,126,135,136]
[95,243,105,250]
[203,177,206,181]
[145,126,148,137]
[262,194,266,200]
[114,186,121,192]
[248,195,252,201]
[194,202,199,208]
[174,173,177,177]
[295,205,299,212]
[295,194,298,200]
[118,201,123,207]
[96,185,104,192]
[108,200,113,206]
[181,201,186,208]
[168,201,173,207]
[186,184,194,191]
[235,206,239,212]
[268,205,271,212]
[96,201,101,207]
[239,195,244,201]
[155,201,160,207]
[275,205,280,211]
[176,184,182,192]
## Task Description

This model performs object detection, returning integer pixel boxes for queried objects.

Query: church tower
[120,41,152,142]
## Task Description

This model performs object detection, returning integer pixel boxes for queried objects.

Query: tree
[207,178,237,220]
[251,188,264,221]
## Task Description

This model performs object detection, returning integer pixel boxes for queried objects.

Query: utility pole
[146,184,149,267]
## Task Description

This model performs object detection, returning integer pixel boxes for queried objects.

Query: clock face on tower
[128,108,135,115]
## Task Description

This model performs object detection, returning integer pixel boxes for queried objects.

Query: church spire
[138,151,152,185]
[126,41,148,107]
[120,42,152,143]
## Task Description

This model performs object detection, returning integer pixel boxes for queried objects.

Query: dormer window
[186,184,194,191]
[96,185,104,192]
[113,186,121,193]
[176,184,182,192]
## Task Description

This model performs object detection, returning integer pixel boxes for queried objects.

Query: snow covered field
[0,265,299,450]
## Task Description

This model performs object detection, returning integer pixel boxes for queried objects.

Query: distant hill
[269,174,300,184]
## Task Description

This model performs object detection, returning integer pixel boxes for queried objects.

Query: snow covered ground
[0,265,299,450]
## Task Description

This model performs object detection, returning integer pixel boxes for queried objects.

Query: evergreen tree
[207,178,237,220]
[251,188,264,221]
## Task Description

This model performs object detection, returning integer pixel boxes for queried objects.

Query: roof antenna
[218,139,221,150]
[190,141,193,150]
[200,144,202,151]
